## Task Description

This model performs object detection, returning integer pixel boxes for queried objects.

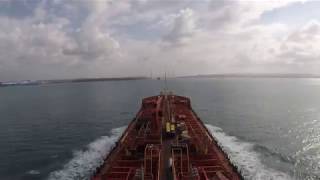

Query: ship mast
[164,71,168,93]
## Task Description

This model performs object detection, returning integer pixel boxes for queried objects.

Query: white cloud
[280,20,320,64]
[0,0,319,80]
[0,0,124,80]
[163,8,197,45]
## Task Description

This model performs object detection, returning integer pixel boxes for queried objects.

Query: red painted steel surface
[91,94,242,180]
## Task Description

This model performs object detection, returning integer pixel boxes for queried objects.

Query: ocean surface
[0,78,319,180]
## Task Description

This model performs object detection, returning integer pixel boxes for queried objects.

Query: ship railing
[189,109,236,173]
[92,117,138,178]
[125,168,135,180]
[188,109,239,180]
[180,107,216,155]
[171,143,191,179]
[144,144,161,180]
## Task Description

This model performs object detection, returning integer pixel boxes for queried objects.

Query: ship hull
[92,94,242,180]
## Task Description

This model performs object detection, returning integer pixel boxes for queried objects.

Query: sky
[0,0,320,81]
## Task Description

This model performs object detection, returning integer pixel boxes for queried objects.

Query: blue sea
[0,78,319,180]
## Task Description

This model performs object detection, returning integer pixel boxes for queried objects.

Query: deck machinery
[91,93,242,180]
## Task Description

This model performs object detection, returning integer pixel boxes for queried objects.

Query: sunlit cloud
[0,0,319,80]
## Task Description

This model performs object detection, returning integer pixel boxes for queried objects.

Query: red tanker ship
[91,92,243,180]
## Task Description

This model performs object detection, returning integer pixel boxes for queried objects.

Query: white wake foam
[48,127,126,180]
[205,124,293,180]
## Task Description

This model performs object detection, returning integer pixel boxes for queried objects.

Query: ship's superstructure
[92,93,242,180]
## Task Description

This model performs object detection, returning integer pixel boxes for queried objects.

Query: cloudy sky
[0,0,320,81]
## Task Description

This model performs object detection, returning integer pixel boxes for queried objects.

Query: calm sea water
[0,78,319,180]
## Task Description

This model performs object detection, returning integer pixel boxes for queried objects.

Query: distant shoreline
[2,74,320,87]
[0,77,148,87]
[179,73,320,79]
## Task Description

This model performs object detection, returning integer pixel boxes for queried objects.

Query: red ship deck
[91,93,242,180]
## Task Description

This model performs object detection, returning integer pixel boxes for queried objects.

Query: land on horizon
[0,77,148,87]
[2,73,320,88]
[179,73,320,79]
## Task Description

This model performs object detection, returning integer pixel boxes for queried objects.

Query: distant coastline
[179,73,320,79]
[0,77,148,87]
[2,74,320,87]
